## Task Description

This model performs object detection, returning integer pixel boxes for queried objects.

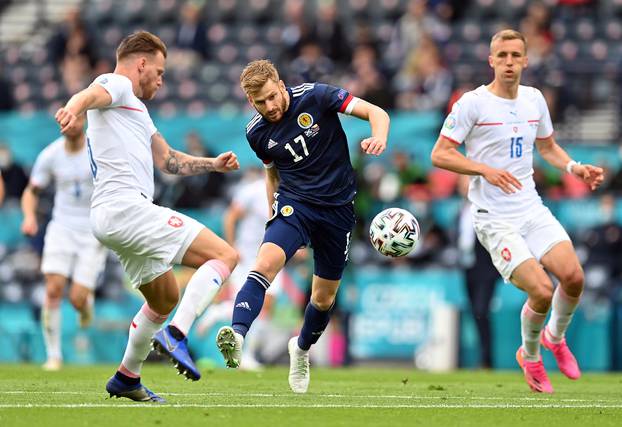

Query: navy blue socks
[232,271,270,337]
[297,302,333,351]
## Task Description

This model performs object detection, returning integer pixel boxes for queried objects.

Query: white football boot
[216,326,244,368]
[288,336,310,393]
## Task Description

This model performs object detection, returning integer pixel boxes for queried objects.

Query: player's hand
[214,151,240,173]
[572,163,604,191]
[21,216,38,236]
[55,107,79,135]
[360,137,386,156]
[481,166,522,194]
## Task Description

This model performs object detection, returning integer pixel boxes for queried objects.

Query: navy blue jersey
[245,83,357,206]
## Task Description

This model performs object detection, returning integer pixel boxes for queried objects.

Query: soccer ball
[369,208,420,257]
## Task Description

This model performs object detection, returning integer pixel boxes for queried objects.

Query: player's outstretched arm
[55,85,112,134]
[20,184,41,236]
[349,99,390,156]
[535,136,604,191]
[431,135,522,194]
[151,132,240,175]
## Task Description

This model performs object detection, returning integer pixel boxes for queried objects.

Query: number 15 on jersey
[510,136,523,158]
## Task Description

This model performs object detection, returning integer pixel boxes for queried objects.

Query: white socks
[546,286,580,343]
[170,260,230,336]
[42,302,61,361]
[119,303,168,377]
[521,302,548,362]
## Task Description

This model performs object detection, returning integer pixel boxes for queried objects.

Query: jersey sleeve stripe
[292,83,315,97]
[246,114,262,133]
[118,106,144,112]
[339,94,354,113]
[441,134,462,145]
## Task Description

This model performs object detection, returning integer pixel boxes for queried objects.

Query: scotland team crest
[297,113,314,129]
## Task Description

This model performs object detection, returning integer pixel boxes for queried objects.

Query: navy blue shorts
[263,194,355,280]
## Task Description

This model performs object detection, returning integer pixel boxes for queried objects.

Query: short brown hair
[116,31,167,61]
[240,60,280,96]
[490,29,527,52]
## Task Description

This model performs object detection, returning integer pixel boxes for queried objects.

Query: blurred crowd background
[0,0,621,372]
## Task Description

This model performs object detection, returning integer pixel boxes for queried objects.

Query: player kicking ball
[216,60,390,393]
[56,31,240,402]
[431,29,604,393]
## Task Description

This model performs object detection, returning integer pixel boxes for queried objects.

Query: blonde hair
[116,31,167,61]
[490,29,527,53]
[240,60,280,96]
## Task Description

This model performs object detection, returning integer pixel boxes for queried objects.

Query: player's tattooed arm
[164,148,216,175]
[152,132,239,175]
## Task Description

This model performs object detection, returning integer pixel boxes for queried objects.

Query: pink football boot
[516,347,554,393]
[541,328,581,380]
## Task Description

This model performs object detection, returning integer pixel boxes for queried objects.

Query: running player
[216,59,389,393]
[55,31,239,402]
[21,113,107,371]
[431,29,604,393]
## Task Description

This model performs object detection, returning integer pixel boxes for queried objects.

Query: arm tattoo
[165,149,215,175]
[165,149,180,174]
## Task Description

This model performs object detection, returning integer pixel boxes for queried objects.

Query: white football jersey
[440,85,554,216]
[233,177,269,260]
[30,137,94,232]
[86,73,158,207]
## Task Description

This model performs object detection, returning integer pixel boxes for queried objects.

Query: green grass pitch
[0,364,621,426]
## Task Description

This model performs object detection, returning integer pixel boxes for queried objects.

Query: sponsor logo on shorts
[501,247,512,262]
[168,216,184,228]
[297,112,313,129]
[280,205,294,217]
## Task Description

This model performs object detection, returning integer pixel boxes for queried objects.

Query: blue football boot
[106,376,166,403]
[152,326,201,381]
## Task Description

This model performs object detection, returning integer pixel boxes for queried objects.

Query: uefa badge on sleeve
[443,115,456,131]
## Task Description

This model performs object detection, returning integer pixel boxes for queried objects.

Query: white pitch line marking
[1,403,622,409]
[0,391,620,404]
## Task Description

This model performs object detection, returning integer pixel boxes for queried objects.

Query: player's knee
[45,283,64,303]
[558,265,584,295]
[532,282,554,306]
[68,290,88,311]
[221,245,239,272]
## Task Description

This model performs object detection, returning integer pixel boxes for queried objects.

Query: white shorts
[41,220,108,290]
[90,197,204,288]
[472,204,570,281]
[229,252,283,297]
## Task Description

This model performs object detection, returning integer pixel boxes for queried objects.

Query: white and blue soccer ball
[369,208,420,257]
